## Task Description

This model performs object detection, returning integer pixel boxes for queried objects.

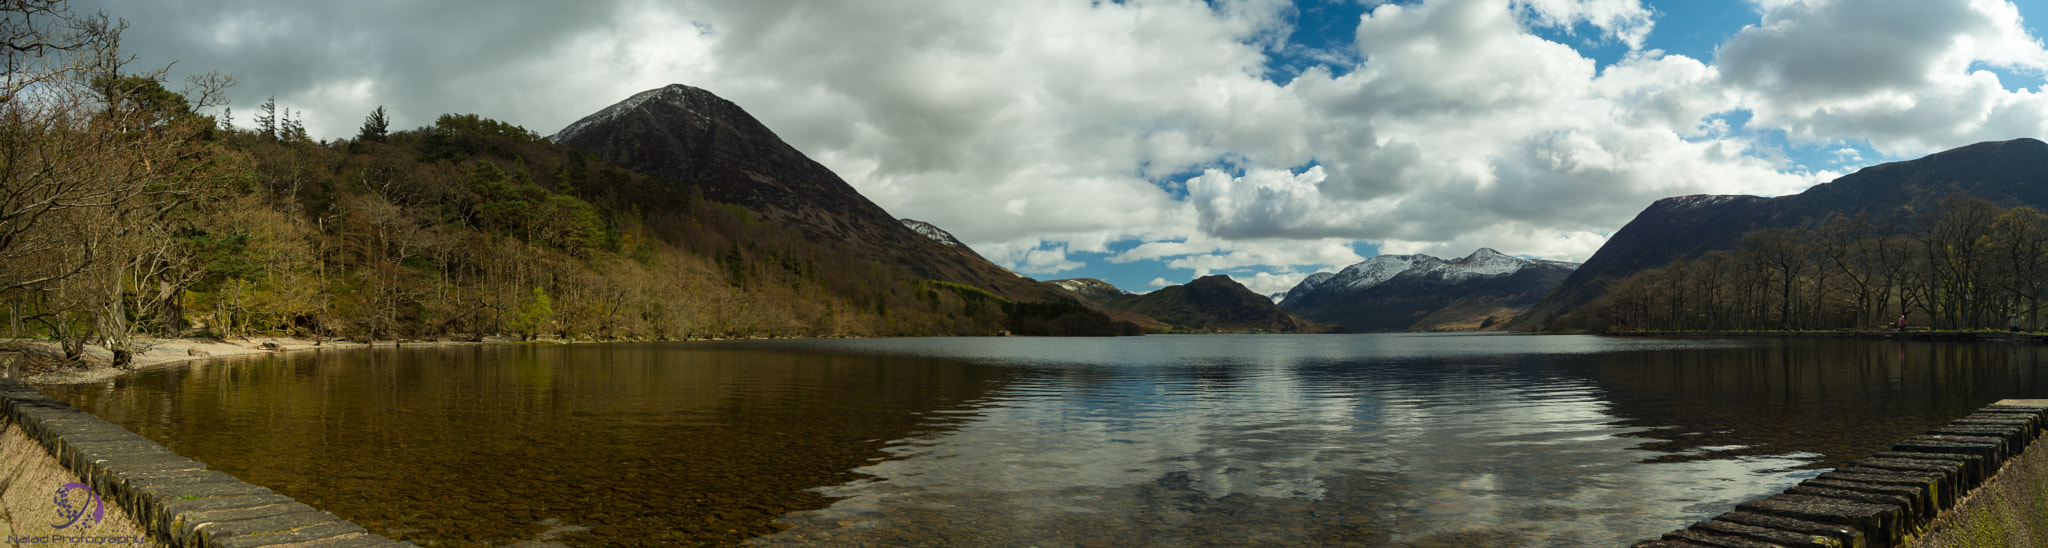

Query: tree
[357,105,388,143]
[1921,195,2002,328]
[255,96,276,139]
[1988,206,2048,330]
[504,286,552,340]
[1739,227,1808,330]
[279,107,307,142]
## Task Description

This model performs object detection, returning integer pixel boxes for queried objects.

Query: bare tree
[1988,206,2048,330]
[1921,195,2002,328]
[1740,227,1808,330]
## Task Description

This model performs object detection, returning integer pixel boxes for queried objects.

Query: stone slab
[213,520,372,548]
[1870,449,1993,486]
[1893,437,2004,464]
[1850,458,1972,496]
[1801,478,1935,521]
[1692,518,1847,547]
[175,501,318,540]
[1631,540,1716,548]
[191,510,345,546]
[1716,510,1866,547]
[1785,485,1919,524]
[1738,493,1905,547]
[154,493,299,527]
[1664,528,1782,547]
[284,534,407,547]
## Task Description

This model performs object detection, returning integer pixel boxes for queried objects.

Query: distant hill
[1509,138,2048,330]
[1089,275,1340,333]
[1282,249,1578,332]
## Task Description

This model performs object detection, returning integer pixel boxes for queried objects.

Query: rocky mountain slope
[1509,138,2048,330]
[552,84,1067,305]
[1283,249,1578,332]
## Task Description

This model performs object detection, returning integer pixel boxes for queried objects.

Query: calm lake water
[37,334,2048,547]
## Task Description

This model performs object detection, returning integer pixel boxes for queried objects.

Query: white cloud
[80,0,2048,287]
[1229,271,1322,297]
[1514,0,1657,50]
[1718,0,2048,155]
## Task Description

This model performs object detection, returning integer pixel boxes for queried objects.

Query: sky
[79,0,2048,296]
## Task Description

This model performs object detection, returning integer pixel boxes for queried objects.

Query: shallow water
[37,334,2048,547]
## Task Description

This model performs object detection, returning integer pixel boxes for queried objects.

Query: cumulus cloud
[1718,0,2048,155]
[75,0,2048,292]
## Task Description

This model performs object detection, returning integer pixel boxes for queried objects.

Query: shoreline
[0,336,512,385]
[1598,329,2048,343]
[0,333,881,385]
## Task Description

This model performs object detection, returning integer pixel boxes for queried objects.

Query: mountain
[1101,275,1341,333]
[1509,138,2048,330]
[1045,278,1133,303]
[1282,249,1579,332]
[1043,278,1172,331]
[901,218,965,247]
[552,84,1065,304]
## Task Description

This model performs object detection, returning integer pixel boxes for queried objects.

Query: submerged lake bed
[36,334,2048,547]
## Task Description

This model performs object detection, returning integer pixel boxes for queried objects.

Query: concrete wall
[0,379,400,548]
[1634,399,2048,548]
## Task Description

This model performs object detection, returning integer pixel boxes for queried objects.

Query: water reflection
[41,344,1014,547]
[34,335,2048,547]
[743,335,2047,547]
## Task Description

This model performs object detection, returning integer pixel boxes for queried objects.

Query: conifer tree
[255,96,276,139]
[358,105,389,143]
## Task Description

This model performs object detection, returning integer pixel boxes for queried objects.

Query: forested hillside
[1569,196,2048,333]
[1515,138,2048,331]
[0,4,1126,368]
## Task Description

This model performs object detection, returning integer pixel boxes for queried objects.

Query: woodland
[2,1,1067,368]
[1572,195,2048,333]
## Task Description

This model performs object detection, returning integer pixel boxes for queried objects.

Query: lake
[36,334,2048,547]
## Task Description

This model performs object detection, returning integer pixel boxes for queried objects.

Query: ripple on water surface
[36,334,2048,547]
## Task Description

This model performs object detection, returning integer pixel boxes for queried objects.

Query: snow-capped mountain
[1044,278,1133,302]
[1281,249,1578,332]
[900,218,963,247]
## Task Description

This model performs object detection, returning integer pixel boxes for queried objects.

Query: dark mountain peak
[553,84,1067,304]
[1185,274,1243,290]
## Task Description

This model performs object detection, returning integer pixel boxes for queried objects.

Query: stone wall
[0,379,401,548]
[2,415,163,547]
[1633,399,2048,548]
[1907,422,2048,548]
